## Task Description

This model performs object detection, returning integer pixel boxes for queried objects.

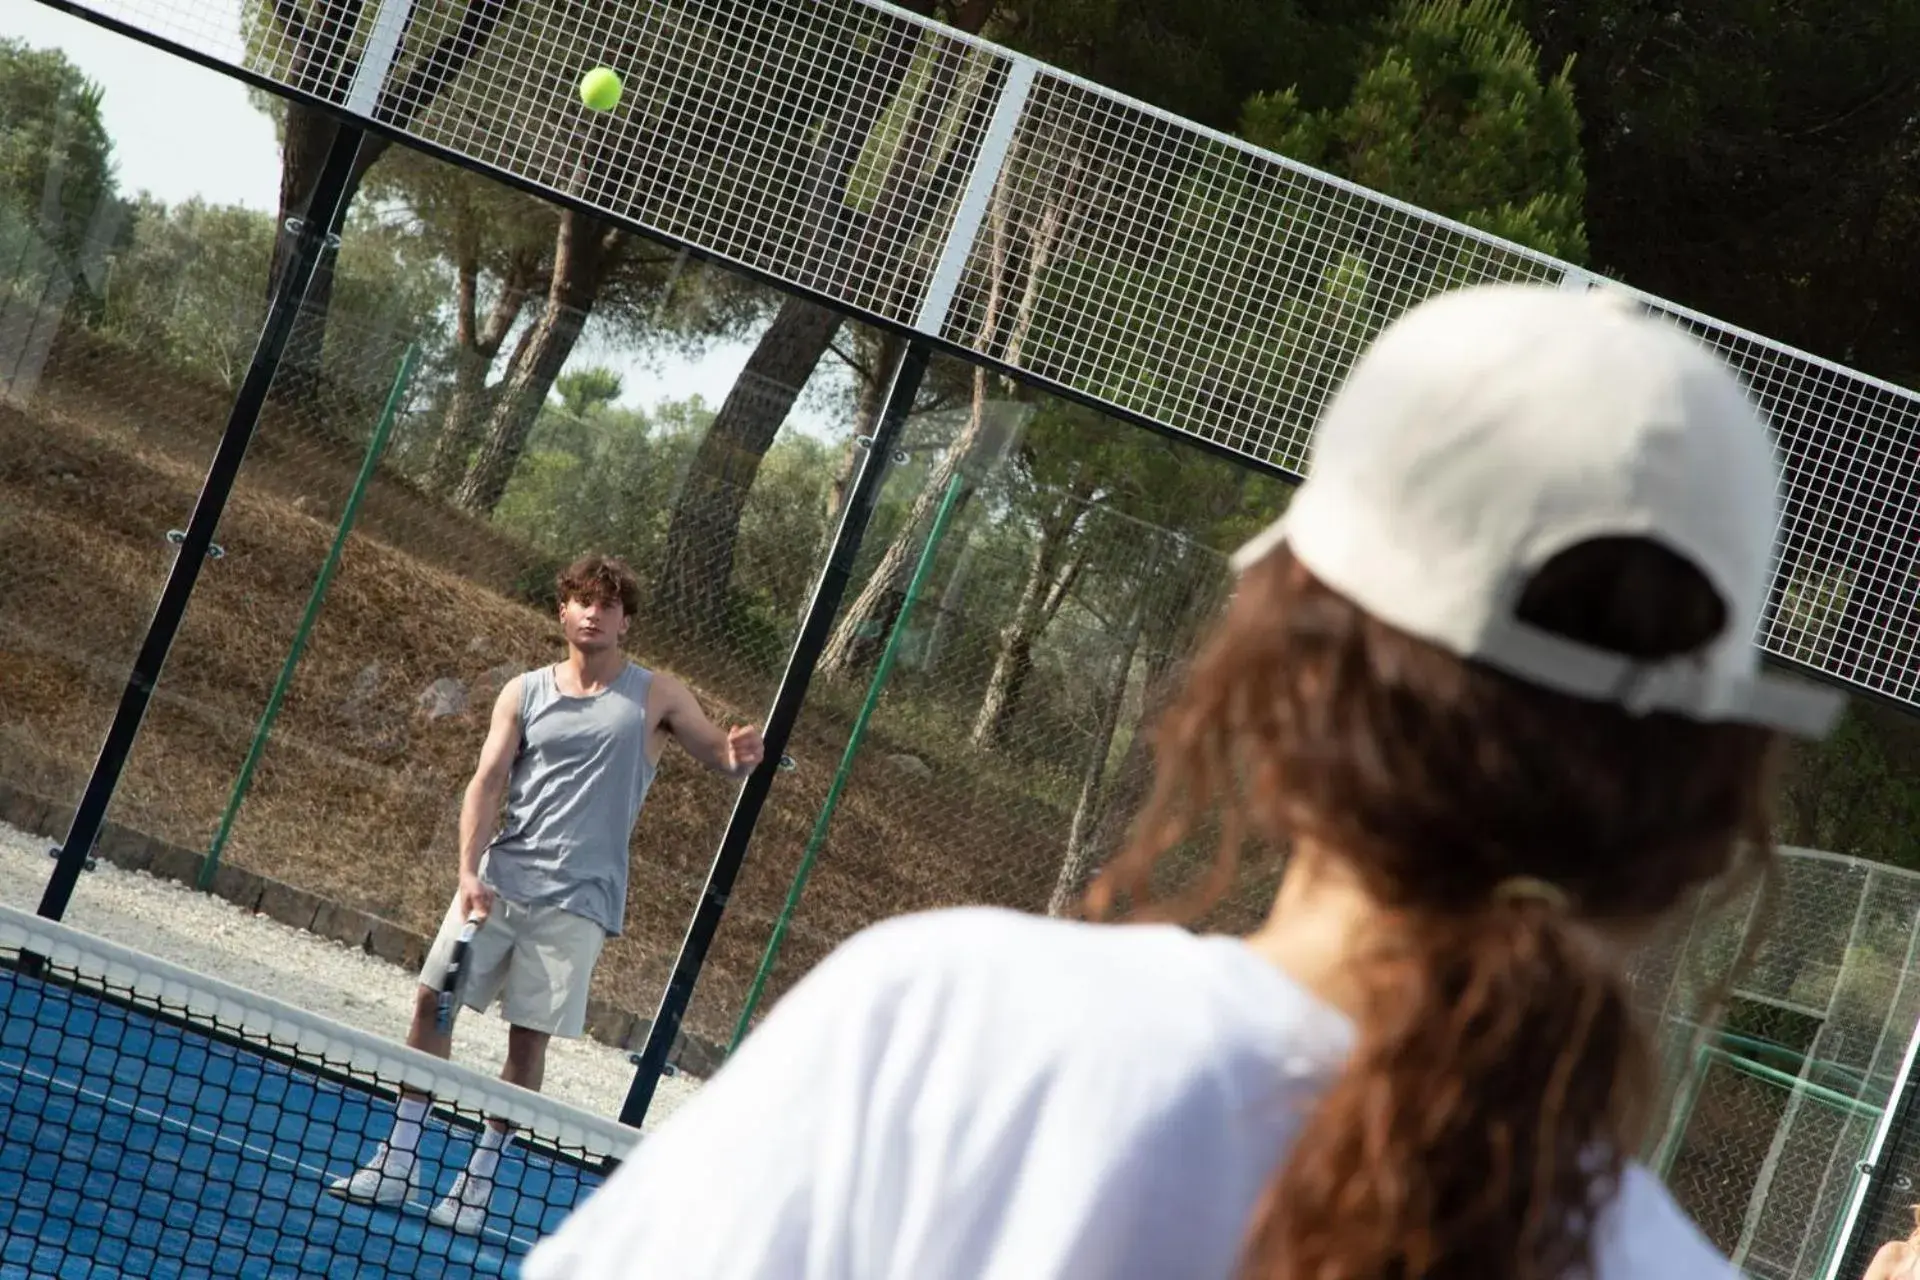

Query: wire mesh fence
[1630,849,1920,1279]
[673,402,1292,1052]
[36,0,1920,709]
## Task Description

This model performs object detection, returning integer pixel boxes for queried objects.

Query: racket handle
[435,914,485,1032]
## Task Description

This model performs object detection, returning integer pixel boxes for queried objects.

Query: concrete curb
[0,781,725,1079]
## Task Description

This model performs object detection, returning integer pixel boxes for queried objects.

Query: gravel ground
[0,819,700,1132]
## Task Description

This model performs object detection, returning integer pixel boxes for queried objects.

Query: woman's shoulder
[829,906,1250,996]
[818,907,1348,1077]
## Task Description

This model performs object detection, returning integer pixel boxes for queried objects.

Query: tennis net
[0,899,633,1278]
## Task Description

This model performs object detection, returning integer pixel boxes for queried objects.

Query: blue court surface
[0,967,604,1279]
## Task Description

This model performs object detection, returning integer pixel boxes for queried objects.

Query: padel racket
[435,912,485,1034]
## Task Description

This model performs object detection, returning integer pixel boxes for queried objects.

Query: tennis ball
[579,67,622,112]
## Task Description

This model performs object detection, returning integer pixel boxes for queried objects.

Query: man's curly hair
[556,555,640,615]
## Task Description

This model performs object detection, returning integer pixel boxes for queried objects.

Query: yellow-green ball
[579,67,622,112]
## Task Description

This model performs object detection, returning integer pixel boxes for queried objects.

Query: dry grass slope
[0,331,1078,1052]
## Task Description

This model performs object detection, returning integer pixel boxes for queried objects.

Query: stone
[208,863,266,913]
[471,662,520,705]
[257,880,323,933]
[584,998,637,1050]
[146,842,203,885]
[887,753,932,779]
[312,901,376,951]
[367,917,429,972]
[416,677,468,721]
[675,1035,724,1080]
[17,795,56,840]
[96,824,156,873]
[1,791,56,842]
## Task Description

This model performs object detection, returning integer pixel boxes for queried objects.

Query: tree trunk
[655,296,848,637]
[268,103,392,401]
[820,125,1085,678]
[423,247,539,495]
[267,0,521,395]
[921,527,979,675]
[656,12,991,637]
[1080,543,1225,862]
[823,331,906,534]
[970,494,1087,749]
[1048,596,1147,917]
[818,368,1016,676]
[452,211,621,514]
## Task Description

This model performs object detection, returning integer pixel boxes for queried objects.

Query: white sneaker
[328,1143,420,1208]
[428,1171,493,1236]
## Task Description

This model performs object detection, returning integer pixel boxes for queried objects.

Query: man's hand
[457,873,496,922]
[725,725,766,777]
[1867,1239,1920,1280]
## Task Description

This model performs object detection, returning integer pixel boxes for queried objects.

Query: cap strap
[1476,618,1844,738]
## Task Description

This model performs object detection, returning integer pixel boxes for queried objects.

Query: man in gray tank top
[331,554,764,1233]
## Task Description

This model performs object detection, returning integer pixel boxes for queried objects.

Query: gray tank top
[480,662,657,936]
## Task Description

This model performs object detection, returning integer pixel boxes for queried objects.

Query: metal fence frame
[15,1,1920,1271]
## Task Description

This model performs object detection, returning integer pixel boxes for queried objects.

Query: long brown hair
[1088,537,1781,1280]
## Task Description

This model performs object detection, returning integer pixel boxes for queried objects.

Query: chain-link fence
[0,161,826,1104]
[1630,849,1920,1279]
[671,399,1293,1055]
[3,164,1292,1089]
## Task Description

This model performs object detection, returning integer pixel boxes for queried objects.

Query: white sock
[466,1124,512,1180]
[387,1096,430,1161]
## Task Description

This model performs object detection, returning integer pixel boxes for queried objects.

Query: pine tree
[1241,0,1588,262]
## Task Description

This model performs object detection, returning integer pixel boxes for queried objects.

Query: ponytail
[1096,543,1778,1280]
[1241,900,1649,1280]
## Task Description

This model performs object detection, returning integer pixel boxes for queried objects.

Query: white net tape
[33,0,1920,704]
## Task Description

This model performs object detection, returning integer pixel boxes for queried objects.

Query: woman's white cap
[1231,283,1841,738]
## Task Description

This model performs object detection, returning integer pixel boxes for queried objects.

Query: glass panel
[0,17,235,915]
[676,351,1295,1078]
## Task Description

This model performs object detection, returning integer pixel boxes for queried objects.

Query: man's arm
[656,674,764,779]
[1865,1237,1919,1280]
[455,675,523,919]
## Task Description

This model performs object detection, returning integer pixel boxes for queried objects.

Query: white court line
[0,1056,539,1253]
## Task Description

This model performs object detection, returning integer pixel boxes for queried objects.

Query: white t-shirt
[525,908,1734,1280]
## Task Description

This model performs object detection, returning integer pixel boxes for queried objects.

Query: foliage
[0,38,123,293]
[95,197,447,391]
[492,397,704,563]
[1779,705,1920,873]
[555,367,623,419]
[994,0,1390,128]
[1519,0,1920,387]
[1242,0,1587,261]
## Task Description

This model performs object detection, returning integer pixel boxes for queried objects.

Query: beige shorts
[419,894,606,1038]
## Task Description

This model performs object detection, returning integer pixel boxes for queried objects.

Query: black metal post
[618,340,932,1130]
[35,126,369,925]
